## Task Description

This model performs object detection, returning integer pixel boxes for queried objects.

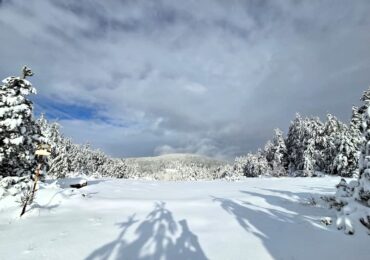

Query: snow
[9,136,24,145]
[1,118,22,130]
[0,177,369,260]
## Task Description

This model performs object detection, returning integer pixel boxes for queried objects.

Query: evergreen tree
[318,114,347,174]
[0,66,43,177]
[264,129,288,176]
[47,138,74,178]
[331,124,361,177]
[302,139,316,176]
[354,87,370,204]
[286,114,305,173]
[350,106,362,131]
[234,151,270,177]
[37,116,72,178]
[286,114,323,176]
[263,140,274,164]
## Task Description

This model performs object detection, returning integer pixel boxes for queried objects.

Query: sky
[0,0,370,159]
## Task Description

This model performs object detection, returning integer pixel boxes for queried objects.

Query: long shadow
[254,187,333,199]
[241,189,331,217]
[85,202,208,260]
[213,189,355,260]
[85,214,138,260]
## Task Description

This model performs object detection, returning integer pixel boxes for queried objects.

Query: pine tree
[0,66,43,177]
[358,88,370,116]
[234,151,270,177]
[286,114,323,176]
[264,129,288,176]
[47,138,74,178]
[318,114,351,174]
[263,140,274,164]
[354,87,370,205]
[320,114,341,173]
[302,139,316,176]
[271,129,288,176]
[37,116,72,178]
[286,114,305,173]
[331,124,361,177]
[350,106,362,131]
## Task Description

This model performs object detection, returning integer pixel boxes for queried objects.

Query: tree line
[0,67,368,184]
[234,110,361,178]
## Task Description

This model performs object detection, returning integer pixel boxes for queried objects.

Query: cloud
[0,0,370,159]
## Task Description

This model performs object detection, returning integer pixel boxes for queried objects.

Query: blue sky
[1,0,370,158]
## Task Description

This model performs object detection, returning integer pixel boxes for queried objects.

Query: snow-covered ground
[0,177,368,260]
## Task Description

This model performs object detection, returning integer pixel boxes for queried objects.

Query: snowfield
[0,177,368,260]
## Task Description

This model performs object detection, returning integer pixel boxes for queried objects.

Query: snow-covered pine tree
[319,114,341,173]
[317,114,354,175]
[286,114,323,176]
[307,116,325,175]
[37,114,62,159]
[354,87,370,205]
[234,150,270,177]
[0,66,43,177]
[326,89,370,235]
[255,149,271,176]
[47,138,74,178]
[358,88,370,118]
[112,159,129,179]
[286,113,305,173]
[234,155,248,175]
[263,129,288,176]
[350,106,362,131]
[263,140,274,163]
[234,153,257,177]
[37,116,72,178]
[270,129,288,176]
[302,139,316,176]
[331,124,361,177]
[70,143,91,175]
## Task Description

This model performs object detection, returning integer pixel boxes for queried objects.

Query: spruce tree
[354,87,370,204]
[234,151,270,177]
[0,67,43,177]
[286,114,323,176]
[331,124,361,177]
[263,140,274,164]
[320,114,342,173]
[286,114,305,173]
[350,106,362,131]
[264,129,288,176]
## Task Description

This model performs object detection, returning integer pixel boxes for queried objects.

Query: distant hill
[124,153,229,180]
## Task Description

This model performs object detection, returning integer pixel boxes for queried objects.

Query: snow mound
[0,176,32,199]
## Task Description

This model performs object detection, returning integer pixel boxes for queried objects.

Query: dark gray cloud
[0,0,370,159]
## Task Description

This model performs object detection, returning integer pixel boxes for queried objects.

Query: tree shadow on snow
[256,187,332,196]
[85,202,208,260]
[212,189,353,260]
